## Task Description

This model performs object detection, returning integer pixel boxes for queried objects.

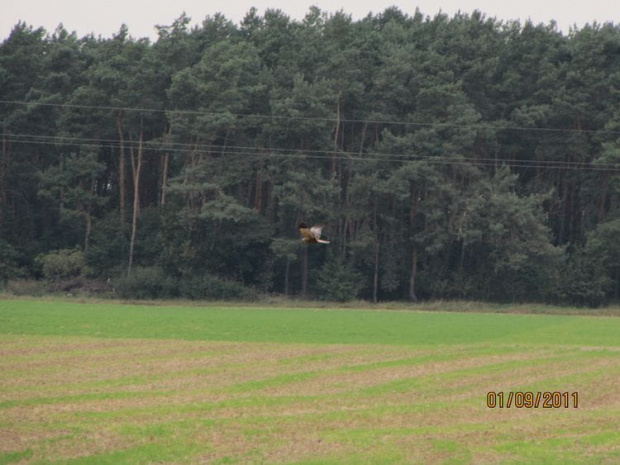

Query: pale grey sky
[2,0,618,41]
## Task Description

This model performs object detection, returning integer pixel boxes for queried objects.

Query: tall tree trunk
[127,122,144,277]
[331,100,340,176]
[409,248,418,302]
[59,153,66,215]
[558,179,568,244]
[160,152,169,206]
[116,111,126,220]
[409,186,419,302]
[358,121,368,156]
[372,199,379,304]
[373,238,379,304]
[254,168,263,212]
[221,129,229,156]
[568,183,576,243]
[267,177,276,223]
[159,123,172,207]
[284,258,290,296]
[598,173,608,222]
[84,179,95,254]
[301,247,308,298]
[0,128,6,228]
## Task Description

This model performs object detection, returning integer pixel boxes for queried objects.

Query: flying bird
[299,222,330,244]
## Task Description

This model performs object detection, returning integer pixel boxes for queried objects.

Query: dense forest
[0,8,619,305]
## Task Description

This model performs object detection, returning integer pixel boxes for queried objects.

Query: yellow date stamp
[487,391,578,409]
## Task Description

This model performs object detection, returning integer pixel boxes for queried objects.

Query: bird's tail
[317,239,330,244]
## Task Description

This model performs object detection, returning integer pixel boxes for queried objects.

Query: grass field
[1,299,619,464]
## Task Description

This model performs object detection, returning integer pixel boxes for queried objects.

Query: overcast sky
[2,0,618,41]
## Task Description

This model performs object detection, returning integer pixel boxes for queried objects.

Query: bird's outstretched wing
[310,225,330,244]
[310,226,323,240]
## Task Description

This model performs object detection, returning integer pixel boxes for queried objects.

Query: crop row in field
[0,300,618,463]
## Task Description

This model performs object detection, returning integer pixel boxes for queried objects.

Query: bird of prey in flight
[299,223,330,244]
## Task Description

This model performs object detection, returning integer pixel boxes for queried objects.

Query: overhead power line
[5,132,620,172]
[2,99,620,136]
[5,131,620,169]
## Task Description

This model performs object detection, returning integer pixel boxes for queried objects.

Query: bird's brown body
[299,223,330,244]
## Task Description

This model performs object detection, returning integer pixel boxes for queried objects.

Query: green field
[1,300,619,464]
